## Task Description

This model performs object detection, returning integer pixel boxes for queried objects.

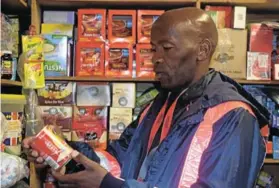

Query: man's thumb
[71,150,96,169]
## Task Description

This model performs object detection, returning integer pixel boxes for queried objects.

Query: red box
[249,24,273,53]
[31,126,73,170]
[266,141,273,154]
[75,42,105,77]
[105,43,133,77]
[137,10,164,44]
[205,6,232,28]
[136,44,155,78]
[78,9,106,42]
[108,10,136,44]
[260,125,269,137]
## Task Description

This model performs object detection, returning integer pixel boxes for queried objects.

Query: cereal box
[41,24,73,39]
[22,35,44,62]
[112,83,136,108]
[247,52,271,80]
[76,82,111,106]
[109,107,133,140]
[105,43,133,77]
[38,106,73,131]
[75,42,105,76]
[78,9,106,42]
[108,10,136,44]
[137,10,164,43]
[37,81,75,105]
[31,126,73,170]
[43,35,69,77]
[205,6,232,28]
[24,62,45,89]
[136,44,155,78]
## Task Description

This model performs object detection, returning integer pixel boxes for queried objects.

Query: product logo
[214,53,234,64]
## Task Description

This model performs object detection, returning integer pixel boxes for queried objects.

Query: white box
[112,83,136,108]
[43,11,75,24]
[233,6,247,29]
[274,64,279,80]
[247,52,271,80]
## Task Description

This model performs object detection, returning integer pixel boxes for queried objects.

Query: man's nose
[152,52,163,65]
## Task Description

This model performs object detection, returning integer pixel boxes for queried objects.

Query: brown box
[210,29,247,79]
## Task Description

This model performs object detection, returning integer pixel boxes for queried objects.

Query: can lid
[2,51,12,55]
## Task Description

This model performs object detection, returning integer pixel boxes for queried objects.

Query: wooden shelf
[236,80,279,85]
[2,0,28,11]
[264,158,279,164]
[45,76,157,82]
[1,79,22,87]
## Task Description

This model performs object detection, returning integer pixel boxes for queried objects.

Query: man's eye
[163,46,173,50]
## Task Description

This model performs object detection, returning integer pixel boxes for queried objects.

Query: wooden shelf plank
[264,158,279,164]
[45,76,157,82]
[1,79,22,87]
[2,0,28,11]
[236,79,279,85]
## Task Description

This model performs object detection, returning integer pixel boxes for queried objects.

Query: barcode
[45,156,59,170]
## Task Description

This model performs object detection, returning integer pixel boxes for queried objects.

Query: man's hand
[52,150,108,188]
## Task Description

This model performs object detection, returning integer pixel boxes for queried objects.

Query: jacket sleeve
[190,108,266,188]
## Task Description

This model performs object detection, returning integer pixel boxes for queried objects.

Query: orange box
[105,43,133,77]
[137,10,164,44]
[78,9,106,42]
[108,10,136,44]
[266,141,273,154]
[76,42,105,77]
[136,44,155,78]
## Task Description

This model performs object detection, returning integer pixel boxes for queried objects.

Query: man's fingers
[22,136,35,149]
[31,150,39,157]
[52,171,80,184]
[36,157,44,163]
[71,150,97,169]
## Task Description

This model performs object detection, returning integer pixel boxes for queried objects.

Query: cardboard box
[233,6,246,29]
[274,64,279,80]
[266,141,273,154]
[112,83,136,108]
[247,52,271,80]
[206,11,226,29]
[249,24,273,53]
[37,81,75,105]
[137,10,164,43]
[109,107,133,140]
[78,9,106,42]
[273,136,279,159]
[136,44,155,78]
[210,29,247,79]
[75,42,105,76]
[105,43,133,77]
[43,35,69,77]
[41,24,74,39]
[76,82,111,106]
[38,106,73,131]
[205,6,232,28]
[108,10,136,44]
[43,11,75,24]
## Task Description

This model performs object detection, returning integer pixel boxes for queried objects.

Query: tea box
[112,83,136,108]
[136,44,155,78]
[41,24,74,39]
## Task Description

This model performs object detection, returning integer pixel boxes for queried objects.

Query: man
[23,7,269,188]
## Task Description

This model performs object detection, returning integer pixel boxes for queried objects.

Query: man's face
[150,22,198,90]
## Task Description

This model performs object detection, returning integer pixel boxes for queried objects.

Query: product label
[24,62,45,89]
[1,60,12,74]
[140,15,159,37]
[108,48,129,71]
[112,16,132,38]
[139,49,153,71]
[22,35,44,61]
[247,52,270,80]
[82,14,103,37]
[78,47,102,76]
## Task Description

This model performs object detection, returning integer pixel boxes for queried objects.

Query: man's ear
[197,39,212,61]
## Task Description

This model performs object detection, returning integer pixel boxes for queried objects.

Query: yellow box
[41,24,73,38]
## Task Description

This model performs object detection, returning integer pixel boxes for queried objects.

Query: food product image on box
[37,81,75,105]
[39,106,73,131]
[43,35,69,77]
[210,29,247,79]
[112,83,136,108]
[206,11,226,29]
[108,10,136,44]
[76,82,111,106]
[76,42,105,76]
[247,52,271,80]
[24,62,45,89]
[105,43,133,77]
[22,35,44,61]
[205,6,232,28]
[136,44,155,78]
[43,11,75,24]
[41,24,74,39]
[137,10,164,43]
[109,107,133,140]
[78,9,106,42]
[31,126,73,170]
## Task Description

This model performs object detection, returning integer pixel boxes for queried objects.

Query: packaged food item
[76,42,105,76]
[43,11,75,24]
[105,43,133,77]
[256,171,274,188]
[78,9,106,42]
[76,82,111,106]
[109,107,133,140]
[233,6,246,29]
[1,51,13,79]
[136,88,159,107]
[41,24,74,39]
[274,64,279,80]
[136,44,155,78]
[24,62,45,89]
[37,81,75,105]
[266,141,273,154]
[273,136,279,159]
[205,6,232,28]
[210,29,247,79]
[39,106,73,131]
[137,10,164,43]
[31,126,73,170]
[108,10,136,44]
[62,131,72,141]
[43,35,69,77]
[22,35,44,61]
[112,83,136,108]
[206,11,226,29]
[247,52,271,80]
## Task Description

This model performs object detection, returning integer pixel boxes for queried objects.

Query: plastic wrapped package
[0,152,29,188]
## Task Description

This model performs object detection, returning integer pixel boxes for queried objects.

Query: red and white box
[247,52,271,80]
[136,44,155,78]
[31,126,73,170]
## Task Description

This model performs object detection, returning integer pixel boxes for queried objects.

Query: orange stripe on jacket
[178,101,255,188]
